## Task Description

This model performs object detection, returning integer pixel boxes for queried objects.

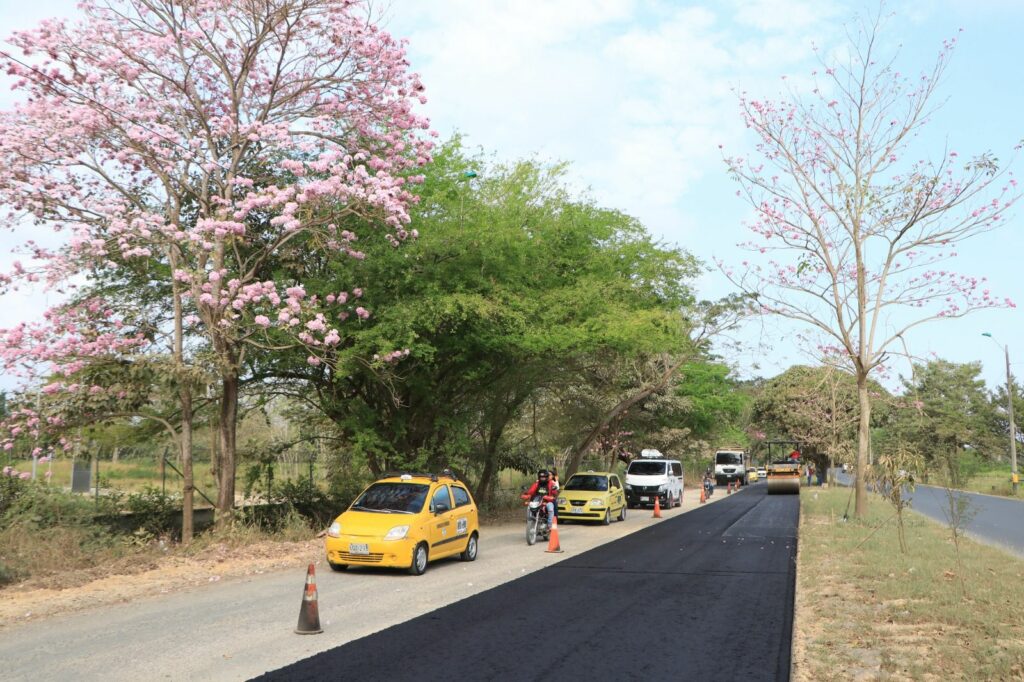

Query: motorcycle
[703,476,714,498]
[525,489,553,546]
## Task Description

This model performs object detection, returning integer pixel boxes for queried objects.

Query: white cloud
[389,0,844,245]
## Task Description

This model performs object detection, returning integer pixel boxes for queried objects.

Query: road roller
[766,460,801,495]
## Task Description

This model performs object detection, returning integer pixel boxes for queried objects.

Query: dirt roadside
[0,536,326,628]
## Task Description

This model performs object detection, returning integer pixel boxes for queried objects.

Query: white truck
[714,447,748,487]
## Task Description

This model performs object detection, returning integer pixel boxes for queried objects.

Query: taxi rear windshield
[352,483,429,514]
[564,475,609,491]
[716,452,743,465]
[627,461,666,475]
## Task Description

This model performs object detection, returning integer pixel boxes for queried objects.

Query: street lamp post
[983,333,1018,494]
[458,170,478,231]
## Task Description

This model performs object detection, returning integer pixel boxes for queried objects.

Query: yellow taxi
[325,472,479,575]
[556,471,627,524]
[747,469,760,484]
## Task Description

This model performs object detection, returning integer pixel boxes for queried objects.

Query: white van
[625,449,683,509]
[714,448,747,487]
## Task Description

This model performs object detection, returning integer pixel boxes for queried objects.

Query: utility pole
[1004,344,1018,495]
[984,333,1017,495]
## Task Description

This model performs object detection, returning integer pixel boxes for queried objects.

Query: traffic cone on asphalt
[700,486,706,504]
[652,496,662,518]
[545,516,564,553]
[295,563,323,635]
[726,481,731,494]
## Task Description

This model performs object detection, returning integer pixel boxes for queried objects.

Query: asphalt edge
[786,492,801,682]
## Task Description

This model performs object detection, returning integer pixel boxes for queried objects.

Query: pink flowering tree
[721,16,1019,518]
[0,299,187,455]
[0,0,432,531]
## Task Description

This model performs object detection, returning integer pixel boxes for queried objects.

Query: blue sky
[0,0,1021,392]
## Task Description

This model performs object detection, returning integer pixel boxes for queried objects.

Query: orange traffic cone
[700,485,706,504]
[295,563,323,635]
[652,496,662,518]
[545,516,564,553]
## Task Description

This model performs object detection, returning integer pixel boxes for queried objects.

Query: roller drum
[766,475,801,495]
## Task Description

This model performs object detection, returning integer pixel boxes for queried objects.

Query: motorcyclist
[521,469,558,527]
[702,470,714,497]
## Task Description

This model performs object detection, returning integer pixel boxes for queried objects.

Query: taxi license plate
[349,543,369,555]
[571,506,583,514]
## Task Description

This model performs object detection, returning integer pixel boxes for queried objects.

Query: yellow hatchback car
[325,472,479,575]
[556,471,627,524]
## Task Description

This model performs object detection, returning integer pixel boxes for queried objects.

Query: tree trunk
[567,389,651,478]
[855,370,871,519]
[210,414,220,491]
[474,426,505,505]
[216,373,239,522]
[170,263,194,544]
[180,387,194,544]
[606,448,619,472]
[566,357,686,478]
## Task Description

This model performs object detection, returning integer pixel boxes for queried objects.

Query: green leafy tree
[261,139,700,500]
[887,360,1000,470]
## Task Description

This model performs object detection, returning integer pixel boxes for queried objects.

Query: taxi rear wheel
[460,532,479,561]
[409,542,429,575]
[617,503,626,522]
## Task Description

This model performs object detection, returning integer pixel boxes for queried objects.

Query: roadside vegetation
[795,487,1024,680]
[0,473,319,588]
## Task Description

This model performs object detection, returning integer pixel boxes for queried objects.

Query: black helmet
[537,469,550,481]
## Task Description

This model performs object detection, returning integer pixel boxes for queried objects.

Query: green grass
[796,487,1024,681]
[958,467,1020,498]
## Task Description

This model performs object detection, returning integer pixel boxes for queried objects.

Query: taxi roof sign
[640,448,663,458]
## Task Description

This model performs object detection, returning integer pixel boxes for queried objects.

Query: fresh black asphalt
[254,485,799,681]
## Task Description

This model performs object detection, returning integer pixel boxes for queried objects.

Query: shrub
[0,473,29,519]
[122,487,179,539]
[273,478,353,528]
[1,478,103,531]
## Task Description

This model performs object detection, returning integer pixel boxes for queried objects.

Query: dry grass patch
[794,488,1024,681]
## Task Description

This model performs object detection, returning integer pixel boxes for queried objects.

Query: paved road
[0,487,713,681]
[834,471,1024,556]
[257,484,799,682]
